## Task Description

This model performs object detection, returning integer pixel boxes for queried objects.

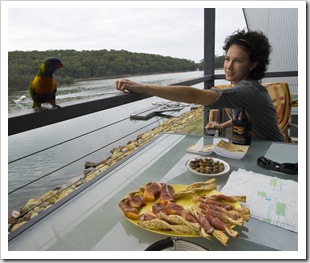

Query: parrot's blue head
[39,57,64,77]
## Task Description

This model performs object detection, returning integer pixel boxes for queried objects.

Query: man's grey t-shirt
[209,79,285,142]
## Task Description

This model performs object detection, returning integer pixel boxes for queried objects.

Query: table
[7,133,299,256]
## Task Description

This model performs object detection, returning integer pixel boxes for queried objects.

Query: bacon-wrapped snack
[189,209,229,246]
[127,195,146,208]
[166,202,199,224]
[142,182,162,202]
[204,213,239,238]
[119,198,140,220]
[138,211,195,234]
[152,202,167,215]
[209,194,246,203]
[159,183,175,205]
[199,206,244,226]
[199,202,250,222]
[194,196,250,215]
[158,212,200,234]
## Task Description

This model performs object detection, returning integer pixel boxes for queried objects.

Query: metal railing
[8,76,212,136]
[8,71,297,136]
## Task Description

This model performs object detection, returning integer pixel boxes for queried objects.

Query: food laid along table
[7,133,299,257]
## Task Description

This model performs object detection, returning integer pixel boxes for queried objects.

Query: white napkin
[221,168,298,232]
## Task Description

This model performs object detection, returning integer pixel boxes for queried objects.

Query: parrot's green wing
[29,78,39,109]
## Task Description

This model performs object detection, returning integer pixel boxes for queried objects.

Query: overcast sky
[6,6,246,62]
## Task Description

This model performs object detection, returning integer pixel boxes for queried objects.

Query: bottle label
[232,120,252,145]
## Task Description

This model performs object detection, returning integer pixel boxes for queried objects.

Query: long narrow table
[7,133,299,256]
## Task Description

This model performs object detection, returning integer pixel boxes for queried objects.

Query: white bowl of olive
[186,157,230,177]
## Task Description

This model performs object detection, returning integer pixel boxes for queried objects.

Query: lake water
[8,70,226,214]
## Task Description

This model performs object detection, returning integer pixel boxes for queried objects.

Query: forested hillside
[8,49,224,91]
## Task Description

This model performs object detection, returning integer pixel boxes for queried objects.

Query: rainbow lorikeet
[30,57,64,110]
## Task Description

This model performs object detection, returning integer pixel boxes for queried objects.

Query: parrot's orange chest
[32,76,56,95]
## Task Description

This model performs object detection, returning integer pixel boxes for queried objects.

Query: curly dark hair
[223,29,272,80]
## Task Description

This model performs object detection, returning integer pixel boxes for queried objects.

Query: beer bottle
[207,109,219,137]
[232,107,252,145]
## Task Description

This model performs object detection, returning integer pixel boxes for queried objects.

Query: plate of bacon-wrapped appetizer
[119,179,250,247]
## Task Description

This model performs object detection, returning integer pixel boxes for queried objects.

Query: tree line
[8,49,225,91]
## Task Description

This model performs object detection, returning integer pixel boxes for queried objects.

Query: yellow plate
[126,184,240,237]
